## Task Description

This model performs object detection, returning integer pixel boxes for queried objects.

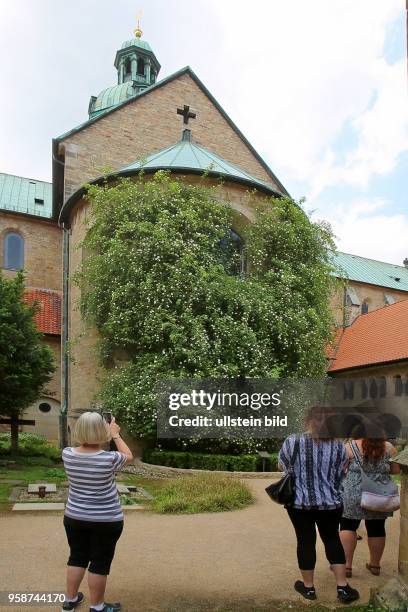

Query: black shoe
[337,584,360,603]
[294,580,317,600]
[89,604,121,612]
[62,592,84,611]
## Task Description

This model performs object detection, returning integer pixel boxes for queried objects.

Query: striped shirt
[62,447,128,522]
[278,433,347,510]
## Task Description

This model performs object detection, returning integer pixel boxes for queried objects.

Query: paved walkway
[0,479,399,611]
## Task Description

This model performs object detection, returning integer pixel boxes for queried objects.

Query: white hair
[72,411,110,445]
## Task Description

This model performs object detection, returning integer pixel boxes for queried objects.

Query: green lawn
[151,473,254,514]
[1,463,254,515]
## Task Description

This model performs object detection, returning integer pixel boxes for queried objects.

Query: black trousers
[340,517,386,538]
[287,506,346,570]
[64,516,124,576]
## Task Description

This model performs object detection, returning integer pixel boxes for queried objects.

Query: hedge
[143,449,279,472]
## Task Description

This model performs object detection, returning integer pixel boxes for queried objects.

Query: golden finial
[134,12,143,38]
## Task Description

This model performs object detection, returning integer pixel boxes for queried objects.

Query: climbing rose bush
[76,172,337,444]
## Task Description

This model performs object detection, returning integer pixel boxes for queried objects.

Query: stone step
[12,502,65,512]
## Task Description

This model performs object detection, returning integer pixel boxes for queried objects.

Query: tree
[77,172,337,447]
[0,272,55,452]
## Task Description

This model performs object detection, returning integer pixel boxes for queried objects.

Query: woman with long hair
[340,424,400,577]
[279,406,359,604]
[61,412,133,612]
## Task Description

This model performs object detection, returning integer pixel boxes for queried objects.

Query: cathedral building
[1,24,407,444]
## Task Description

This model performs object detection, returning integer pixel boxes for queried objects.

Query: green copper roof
[90,82,135,117]
[121,38,153,52]
[120,137,278,194]
[0,172,52,218]
[331,251,408,292]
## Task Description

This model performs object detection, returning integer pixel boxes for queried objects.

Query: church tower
[88,21,161,119]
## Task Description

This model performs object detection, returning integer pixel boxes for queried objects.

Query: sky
[0,0,407,264]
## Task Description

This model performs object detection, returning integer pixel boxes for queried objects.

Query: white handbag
[350,442,400,513]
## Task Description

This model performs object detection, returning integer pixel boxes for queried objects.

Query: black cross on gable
[177,104,196,125]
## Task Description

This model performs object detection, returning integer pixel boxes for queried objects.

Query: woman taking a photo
[61,412,133,612]
[279,406,359,604]
[340,426,400,577]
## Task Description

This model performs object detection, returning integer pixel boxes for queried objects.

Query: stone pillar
[118,59,124,84]
[371,447,408,610]
[145,59,151,83]
[398,449,408,580]
[131,54,137,80]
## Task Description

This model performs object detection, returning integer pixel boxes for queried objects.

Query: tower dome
[88,21,161,119]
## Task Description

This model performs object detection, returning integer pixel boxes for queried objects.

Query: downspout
[53,142,69,448]
[60,223,70,448]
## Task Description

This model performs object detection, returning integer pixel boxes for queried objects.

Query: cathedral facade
[1,26,408,445]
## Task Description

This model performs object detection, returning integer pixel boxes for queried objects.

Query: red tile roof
[24,288,62,336]
[328,299,408,372]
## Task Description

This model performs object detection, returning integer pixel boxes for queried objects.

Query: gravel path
[0,479,399,611]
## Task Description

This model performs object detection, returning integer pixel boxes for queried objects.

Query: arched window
[361,379,368,399]
[3,232,24,270]
[369,379,378,399]
[219,229,246,276]
[137,57,145,76]
[395,375,403,397]
[124,57,132,81]
[378,376,387,398]
[343,380,354,400]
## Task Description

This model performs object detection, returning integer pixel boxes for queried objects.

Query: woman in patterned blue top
[279,406,359,604]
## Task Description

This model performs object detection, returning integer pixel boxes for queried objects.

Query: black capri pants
[287,506,345,570]
[340,517,386,538]
[64,516,124,575]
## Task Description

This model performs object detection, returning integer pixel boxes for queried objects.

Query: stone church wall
[59,72,279,201]
[0,211,62,291]
[330,279,408,326]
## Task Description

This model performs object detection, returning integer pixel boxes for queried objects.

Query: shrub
[143,449,269,472]
[152,473,253,514]
[0,433,61,462]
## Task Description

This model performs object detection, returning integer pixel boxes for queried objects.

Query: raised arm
[109,417,133,465]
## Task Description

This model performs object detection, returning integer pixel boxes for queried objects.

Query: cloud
[315,198,408,265]
[207,0,407,196]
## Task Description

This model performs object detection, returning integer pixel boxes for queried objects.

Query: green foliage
[121,495,137,506]
[152,473,253,514]
[0,463,65,482]
[0,433,61,462]
[143,449,269,471]
[76,173,336,441]
[245,197,337,375]
[0,272,55,452]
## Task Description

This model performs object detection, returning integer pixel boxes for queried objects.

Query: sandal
[366,563,380,575]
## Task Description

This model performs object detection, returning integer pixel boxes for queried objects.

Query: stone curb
[129,459,281,479]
